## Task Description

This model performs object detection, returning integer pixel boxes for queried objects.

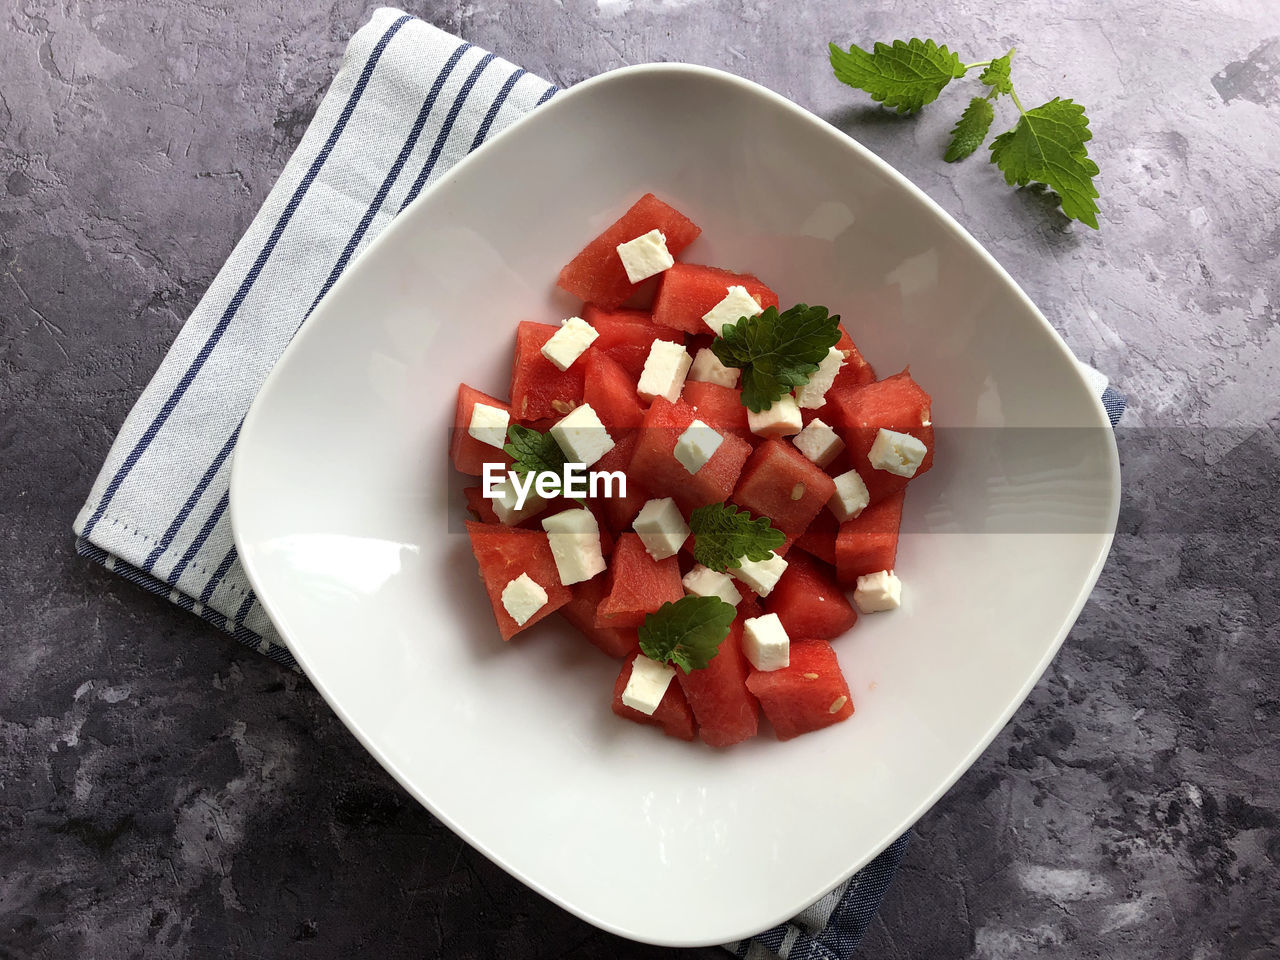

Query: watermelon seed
[790,483,805,501]
[803,672,819,680]
[828,696,848,713]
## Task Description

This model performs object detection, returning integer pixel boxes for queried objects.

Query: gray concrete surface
[2,1,1279,957]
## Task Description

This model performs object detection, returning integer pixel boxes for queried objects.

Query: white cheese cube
[793,418,845,468]
[747,394,802,438]
[549,403,614,467]
[828,469,870,522]
[621,654,675,715]
[632,497,690,560]
[681,564,742,606]
[490,475,547,525]
[854,569,902,613]
[673,419,723,475]
[742,612,790,671]
[616,229,674,283]
[467,402,510,450]
[795,346,845,409]
[867,428,928,478]
[701,284,764,336]
[687,347,740,388]
[731,551,788,597]
[540,316,598,372]
[501,572,548,626]
[637,340,692,403]
[541,508,607,585]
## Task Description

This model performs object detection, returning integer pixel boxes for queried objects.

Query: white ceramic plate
[230,64,1120,947]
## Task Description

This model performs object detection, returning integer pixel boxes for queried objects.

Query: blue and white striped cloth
[73,9,1124,958]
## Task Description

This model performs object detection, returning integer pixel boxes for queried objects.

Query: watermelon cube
[582,306,682,379]
[465,522,571,641]
[595,533,683,629]
[732,439,837,536]
[558,194,702,309]
[588,431,650,534]
[681,380,751,441]
[828,369,933,503]
[509,321,587,423]
[463,486,501,525]
[763,550,857,640]
[793,508,838,565]
[559,574,639,658]
[745,639,854,740]
[611,655,696,740]
[450,383,513,477]
[628,397,753,514]
[651,263,780,335]
[675,616,759,747]
[834,490,905,585]
[582,351,647,432]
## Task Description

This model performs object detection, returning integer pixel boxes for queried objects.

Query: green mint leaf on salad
[827,38,965,113]
[638,595,737,674]
[688,503,786,573]
[944,97,995,162]
[711,304,842,413]
[503,423,567,476]
[828,40,1100,228]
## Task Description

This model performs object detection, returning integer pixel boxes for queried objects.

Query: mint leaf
[711,304,842,412]
[503,423,566,476]
[828,38,965,113]
[989,98,1100,229]
[944,96,995,162]
[689,503,786,573]
[979,52,1013,95]
[639,595,737,674]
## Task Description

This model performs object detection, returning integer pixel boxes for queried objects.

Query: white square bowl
[230,64,1119,947]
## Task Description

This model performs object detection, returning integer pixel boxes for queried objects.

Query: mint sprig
[503,423,566,477]
[711,304,842,412]
[638,595,736,674]
[688,503,786,573]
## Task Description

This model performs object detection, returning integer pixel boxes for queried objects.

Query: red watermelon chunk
[582,351,647,432]
[834,490,905,585]
[828,369,933,504]
[628,397,752,514]
[450,384,513,477]
[595,533,683,629]
[732,439,837,536]
[583,307,682,378]
[745,639,854,740]
[682,380,751,441]
[676,616,759,747]
[463,486,501,525]
[558,194,702,309]
[559,574,639,658]
[763,551,857,640]
[509,321,587,423]
[651,263,780,334]
[589,431,650,534]
[793,508,838,565]
[611,655,696,740]
[465,522,571,641]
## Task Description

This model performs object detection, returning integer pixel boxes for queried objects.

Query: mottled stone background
[2,1,1279,957]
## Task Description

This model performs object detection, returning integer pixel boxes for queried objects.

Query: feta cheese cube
[637,340,692,403]
[828,469,870,522]
[632,497,690,560]
[701,285,764,336]
[549,403,614,466]
[793,418,845,467]
[673,419,723,474]
[616,229,674,283]
[540,316,598,372]
[501,572,548,626]
[687,347,740,388]
[541,508,607,585]
[621,654,675,715]
[468,402,510,449]
[747,394,803,438]
[867,428,928,478]
[742,612,790,671]
[682,564,742,606]
[795,346,845,409]
[854,569,902,613]
[490,475,547,525]
[731,551,788,597]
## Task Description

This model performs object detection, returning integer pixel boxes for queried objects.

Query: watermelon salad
[450,193,933,746]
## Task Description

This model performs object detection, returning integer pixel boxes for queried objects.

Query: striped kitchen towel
[73,9,1125,958]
